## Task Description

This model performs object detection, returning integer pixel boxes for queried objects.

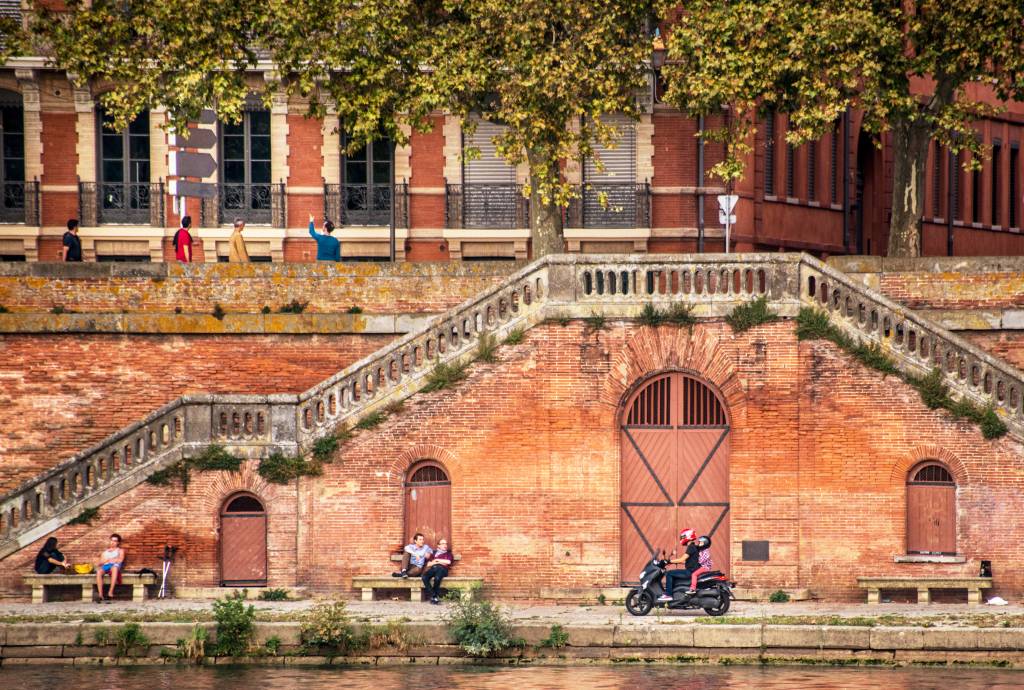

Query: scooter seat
[696,571,725,580]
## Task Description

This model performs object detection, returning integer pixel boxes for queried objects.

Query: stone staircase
[2,253,1022,559]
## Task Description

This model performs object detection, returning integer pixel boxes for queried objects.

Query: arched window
[403,460,452,546]
[906,462,956,555]
[97,108,151,225]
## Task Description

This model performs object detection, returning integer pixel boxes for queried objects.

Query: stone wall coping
[827,255,1024,274]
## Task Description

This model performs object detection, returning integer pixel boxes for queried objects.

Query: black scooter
[625,553,734,616]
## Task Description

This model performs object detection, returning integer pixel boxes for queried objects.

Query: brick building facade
[0,64,1022,263]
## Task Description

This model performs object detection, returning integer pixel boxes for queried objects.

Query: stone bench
[24,572,157,604]
[857,576,993,605]
[352,575,483,602]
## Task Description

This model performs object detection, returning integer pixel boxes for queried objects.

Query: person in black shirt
[659,528,706,601]
[62,218,82,262]
[34,536,70,574]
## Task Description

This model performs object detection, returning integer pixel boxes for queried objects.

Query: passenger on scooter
[657,528,706,602]
[687,535,714,594]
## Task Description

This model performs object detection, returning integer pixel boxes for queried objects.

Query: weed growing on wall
[277,300,308,314]
[726,296,780,333]
[769,590,791,603]
[539,624,570,649]
[503,327,525,345]
[258,588,290,601]
[68,506,100,526]
[584,313,607,332]
[346,305,363,314]
[311,434,339,464]
[300,600,362,654]
[796,307,1008,439]
[261,305,271,314]
[476,331,499,363]
[355,410,387,430]
[175,625,208,664]
[638,302,696,327]
[422,360,469,393]
[444,594,523,657]
[365,620,418,652]
[213,591,256,657]
[114,623,150,657]
[212,304,226,320]
[145,444,242,492]
[0,304,9,313]
[257,452,322,485]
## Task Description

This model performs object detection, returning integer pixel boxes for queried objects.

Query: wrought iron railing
[79,181,164,226]
[446,183,529,229]
[200,183,286,227]
[324,183,409,227]
[0,180,39,225]
[4,252,1024,558]
[565,183,651,229]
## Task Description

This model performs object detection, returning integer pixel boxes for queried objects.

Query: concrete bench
[352,575,483,602]
[857,576,993,605]
[24,572,157,604]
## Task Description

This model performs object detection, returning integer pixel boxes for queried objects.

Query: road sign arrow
[170,151,217,178]
[168,179,218,199]
[169,128,217,149]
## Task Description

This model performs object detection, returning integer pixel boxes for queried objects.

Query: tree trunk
[887,116,932,257]
[526,149,565,257]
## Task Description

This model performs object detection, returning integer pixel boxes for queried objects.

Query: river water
[1,665,1020,689]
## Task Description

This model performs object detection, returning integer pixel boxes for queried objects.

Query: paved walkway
[2,596,1023,627]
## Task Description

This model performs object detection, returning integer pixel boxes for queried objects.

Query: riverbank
[2,599,1024,668]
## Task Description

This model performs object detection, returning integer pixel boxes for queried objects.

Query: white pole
[725,211,731,254]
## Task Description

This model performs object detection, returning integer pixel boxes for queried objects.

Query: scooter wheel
[625,589,654,616]
[703,593,731,617]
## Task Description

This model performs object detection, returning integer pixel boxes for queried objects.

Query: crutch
[159,544,178,598]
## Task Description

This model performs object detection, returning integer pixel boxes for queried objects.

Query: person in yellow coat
[228,217,249,262]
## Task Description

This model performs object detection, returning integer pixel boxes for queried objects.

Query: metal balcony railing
[324,182,408,227]
[79,181,164,226]
[0,180,39,225]
[565,183,651,229]
[446,183,529,229]
[199,183,287,227]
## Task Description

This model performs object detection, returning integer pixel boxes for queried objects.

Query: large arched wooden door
[620,373,730,584]
[220,493,268,586]
[403,462,452,546]
[907,463,956,555]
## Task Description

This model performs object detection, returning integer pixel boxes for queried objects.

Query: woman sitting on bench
[34,536,70,574]
[95,533,125,603]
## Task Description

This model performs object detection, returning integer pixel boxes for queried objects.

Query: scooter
[625,552,734,616]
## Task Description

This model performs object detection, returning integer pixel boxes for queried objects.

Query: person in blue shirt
[308,212,340,262]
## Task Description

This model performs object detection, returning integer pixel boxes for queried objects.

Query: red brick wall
[0,333,391,491]
[5,320,1019,601]
[876,271,1024,310]
[962,331,1024,370]
[40,112,79,228]
[409,115,446,230]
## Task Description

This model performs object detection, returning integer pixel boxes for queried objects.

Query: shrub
[422,360,468,393]
[68,506,100,526]
[176,625,207,664]
[726,296,779,333]
[258,452,322,485]
[93,626,111,644]
[145,444,241,492]
[301,600,362,653]
[539,624,570,649]
[278,299,308,314]
[311,434,340,464]
[115,622,150,657]
[346,305,363,314]
[637,303,664,327]
[910,368,949,410]
[261,305,271,315]
[768,590,791,603]
[444,595,523,657]
[258,588,290,601]
[503,327,525,345]
[213,591,256,657]
[476,331,499,363]
[212,304,226,320]
[665,302,697,326]
[365,620,418,651]
[264,635,282,656]
[355,410,387,430]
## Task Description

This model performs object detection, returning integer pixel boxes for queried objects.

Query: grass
[475,331,499,363]
[355,411,387,430]
[638,302,696,327]
[257,452,322,484]
[68,506,100,526]
[503,327,525,345]
[726,296,780,333]
[422,360,469,393]
[278,300,308,314]
[258,588,290,601]
[797,306,1008,440]
[584,313,607,332]
[311,434,340,463]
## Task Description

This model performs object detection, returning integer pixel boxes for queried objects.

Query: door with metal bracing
[404,462,452,546]
[620,373,730,584]
[220,493,268,586]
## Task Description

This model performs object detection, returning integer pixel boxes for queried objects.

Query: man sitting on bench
[392,533,433,579]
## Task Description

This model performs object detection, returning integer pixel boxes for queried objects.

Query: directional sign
[169,128,217,149]
[170,150,217,178]
[168,179,218,199]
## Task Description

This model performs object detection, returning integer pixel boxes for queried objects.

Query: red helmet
[679,528,696,545]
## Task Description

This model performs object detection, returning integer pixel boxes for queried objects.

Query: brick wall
[4,319,1019,601]
[0,262,518,314]
[0,333,391,491]
[40,112,79,228]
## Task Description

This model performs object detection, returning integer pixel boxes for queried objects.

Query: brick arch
[602,324,745,419]
[890,446,969,485]
[388,444,459,483]
[194,461,281,515]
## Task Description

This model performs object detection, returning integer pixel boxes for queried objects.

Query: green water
[0,664,1020,688]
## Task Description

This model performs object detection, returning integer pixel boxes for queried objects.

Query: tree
[26,0,660,257]
[662,0,1024,257]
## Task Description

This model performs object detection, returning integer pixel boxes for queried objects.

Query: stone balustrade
[2,252,1022,556]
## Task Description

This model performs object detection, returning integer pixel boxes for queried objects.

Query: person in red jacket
[173,215,194,263]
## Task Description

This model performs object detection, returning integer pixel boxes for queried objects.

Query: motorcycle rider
[657,528,709,603]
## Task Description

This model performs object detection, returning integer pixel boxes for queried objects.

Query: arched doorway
[620,372,730,584]
[906,462,956,555]
[403,461,452,546]
[220,492,268,586]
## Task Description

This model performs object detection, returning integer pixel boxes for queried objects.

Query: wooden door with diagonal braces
[620,373,730,585]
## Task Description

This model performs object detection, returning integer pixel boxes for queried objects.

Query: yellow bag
[73,563,94,574]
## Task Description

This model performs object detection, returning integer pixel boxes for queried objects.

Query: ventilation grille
[626,375,671,426]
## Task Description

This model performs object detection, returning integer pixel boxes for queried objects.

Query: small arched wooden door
[907,463,956,555]
[220,493,268,586]
[404,462,452,546]
[620,372,730,584]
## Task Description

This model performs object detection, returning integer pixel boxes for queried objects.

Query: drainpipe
[947,146,955,257]
[842,107,850,254]
[697,115,705,253]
